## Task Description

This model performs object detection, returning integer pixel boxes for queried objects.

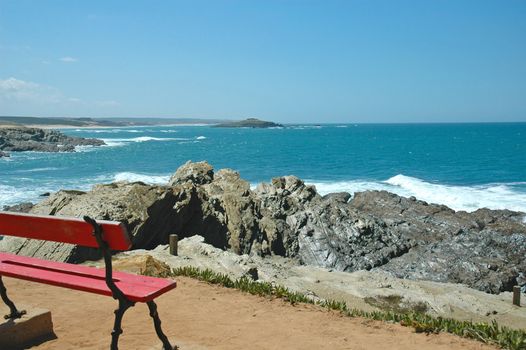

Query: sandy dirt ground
[111,239,526,330]
[1,277,496,350]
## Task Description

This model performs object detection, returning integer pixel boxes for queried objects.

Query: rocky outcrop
[0,151,9,158]
[349,191,526,294]
[2,161,525,294]
[2,202,34,213]
[0,127,105,153]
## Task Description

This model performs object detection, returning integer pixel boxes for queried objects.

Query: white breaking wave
[196,136,207,140]
[113,172,170,185]
[13,167,61,173]
[93,129,141,133]
[0,184,34,206]
[68,128,141,133]
[0,171,172,207]
[307,174,526,213]
[75,145,99,152]
[101,136,186,146]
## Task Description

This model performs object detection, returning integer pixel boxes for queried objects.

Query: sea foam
[101,136,186,146]
[0,184,33,207]
[113,172,170,184]
[309,174,526,213]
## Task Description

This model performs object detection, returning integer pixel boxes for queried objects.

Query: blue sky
[0,0,525,123]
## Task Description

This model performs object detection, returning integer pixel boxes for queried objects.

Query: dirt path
[2,277,495,350]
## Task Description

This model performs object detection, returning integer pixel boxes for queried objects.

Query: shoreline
[2,161,525,296]
[2,167,526,217]
[0,123,214,129]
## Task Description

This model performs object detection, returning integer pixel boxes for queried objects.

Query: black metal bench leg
[110,298,134,350]
[0,276,26,319]
[147,300,176,350]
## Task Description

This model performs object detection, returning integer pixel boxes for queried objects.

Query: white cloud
[0,77,119,113]
[0,77,61,103]
[0,77,39,92]
[0,77,79,106]
[59,56,78,63]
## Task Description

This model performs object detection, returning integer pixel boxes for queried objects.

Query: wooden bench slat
[0,253,176,303]
[0,212,131,251]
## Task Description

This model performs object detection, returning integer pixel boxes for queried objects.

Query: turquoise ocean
[1,123,525,215]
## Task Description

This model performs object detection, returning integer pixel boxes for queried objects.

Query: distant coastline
[0,116,229,129]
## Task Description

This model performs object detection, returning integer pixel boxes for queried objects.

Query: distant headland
[213,118,283,128]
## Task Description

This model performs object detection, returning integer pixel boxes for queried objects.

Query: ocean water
[1,123,525,215]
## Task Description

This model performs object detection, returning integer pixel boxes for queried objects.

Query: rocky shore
[1,161,525,294]
[0,126,105,156]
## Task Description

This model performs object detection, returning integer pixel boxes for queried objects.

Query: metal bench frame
[0,215,175,350]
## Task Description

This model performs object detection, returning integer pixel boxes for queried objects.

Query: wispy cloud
[0,77,62,103]
[0,77,117,110]
[59,56,78,63]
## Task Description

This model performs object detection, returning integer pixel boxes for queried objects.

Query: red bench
[0,211,177,350]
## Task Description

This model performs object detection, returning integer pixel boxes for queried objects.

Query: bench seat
[0,252,176,303]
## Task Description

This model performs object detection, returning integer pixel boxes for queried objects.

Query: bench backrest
[0,212,131,251]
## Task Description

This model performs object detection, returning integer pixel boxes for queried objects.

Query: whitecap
[14,167,61,173]
[112,172,170,185]
[75,145,99,152]
[306,175,526,213]
[384,174,526,213]
[196,136,207,140]
[0,184,31,206]
[100,136,186,146]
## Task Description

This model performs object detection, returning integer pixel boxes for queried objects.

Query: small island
[214,118,283,128]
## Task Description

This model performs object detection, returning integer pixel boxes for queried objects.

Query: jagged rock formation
[349,191,526,293]
[0,127,105,153]
[2,161,525,293]
[2,202,33,213]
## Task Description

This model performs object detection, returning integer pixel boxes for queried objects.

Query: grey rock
[3,202,34,213]
[243,267,259,280]
[0,127,105,153]
[3,161,525,294]
[349,191,526,293]
[169,160,214,186]
[0,151,9,157]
